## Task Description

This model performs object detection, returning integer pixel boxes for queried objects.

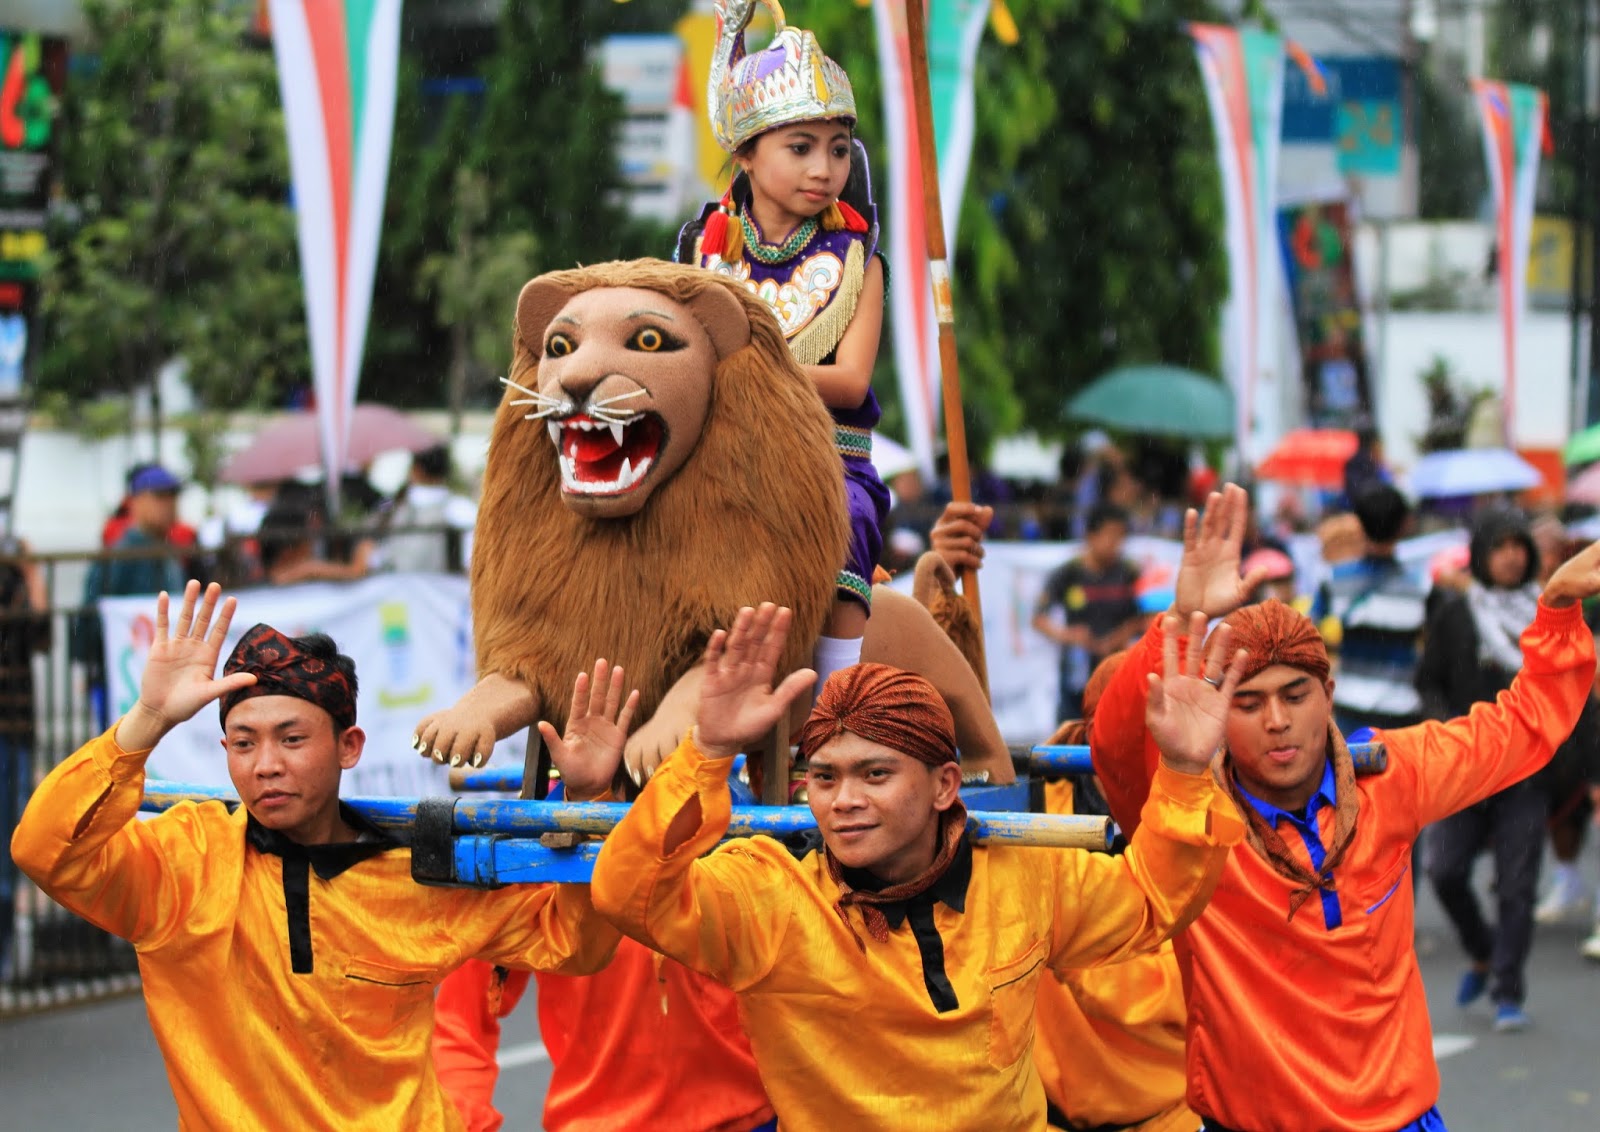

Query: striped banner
[1190,23,1284,463]
[873,0,992,483]
[268,0,403,496]
[1472,80,1547,445]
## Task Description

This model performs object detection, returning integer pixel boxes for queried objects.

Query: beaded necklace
[738,207,819,265]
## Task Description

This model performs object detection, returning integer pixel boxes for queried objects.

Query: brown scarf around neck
[1214,724,1359,922]
[826,798,969,949]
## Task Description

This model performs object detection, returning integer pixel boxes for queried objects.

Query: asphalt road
[1,872,1596,1131]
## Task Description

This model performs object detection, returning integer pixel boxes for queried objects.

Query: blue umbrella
[1408,447,1542,499]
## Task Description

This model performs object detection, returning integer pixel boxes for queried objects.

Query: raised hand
[1541,538,1600,608]
[537,660,639,802]
[695,604,817,759]
[1172,483,1272,620]
[1145,611,1248,775]
[116,581,256,752]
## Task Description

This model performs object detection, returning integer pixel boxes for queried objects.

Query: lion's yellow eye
[546,333,575,358]
[630,327,665,352]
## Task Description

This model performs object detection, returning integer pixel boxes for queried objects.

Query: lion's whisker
[591,389,648,408]
[500,375,562,405]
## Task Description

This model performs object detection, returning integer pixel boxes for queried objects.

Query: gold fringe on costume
[789,238,865,366]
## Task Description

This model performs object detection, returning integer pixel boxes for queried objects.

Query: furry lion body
[471,259,847,738]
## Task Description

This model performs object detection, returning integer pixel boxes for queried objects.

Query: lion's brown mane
[471,259,848,733]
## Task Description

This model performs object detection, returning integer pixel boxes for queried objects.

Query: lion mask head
[472,259,848,733]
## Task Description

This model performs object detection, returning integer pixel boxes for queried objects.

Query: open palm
[140,581,255,725]
[695,604,816,759]
[1173,484,1271,619]
[537,660,639,802]
[117,581,256,752]
[1145,612,1247,774]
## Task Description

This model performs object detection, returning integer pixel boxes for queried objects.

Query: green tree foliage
[39,0,306,412]
[364,0,674,410]
[417,168,539,430]
[965,0,1226,442]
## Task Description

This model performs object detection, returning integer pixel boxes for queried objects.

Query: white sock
[1551,862,1582,897]
[812,635,864,704]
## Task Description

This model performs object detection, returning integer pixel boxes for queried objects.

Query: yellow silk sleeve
[9,727,215,951]
[470,882,621,976]
[592,734,792,991]
[1045,762,1244,973]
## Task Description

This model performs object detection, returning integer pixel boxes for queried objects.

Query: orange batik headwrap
[1215,600,1359,921]
[801,664,967,947]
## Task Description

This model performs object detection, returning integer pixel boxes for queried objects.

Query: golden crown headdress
[708,0,857,154]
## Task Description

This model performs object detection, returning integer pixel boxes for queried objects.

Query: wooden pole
[902,0,984,637]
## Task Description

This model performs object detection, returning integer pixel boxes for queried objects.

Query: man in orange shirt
[590,603,1244,1131]
[12,582,622,1130]
[934,502,1191,1132]
[1090,484,1600,1132]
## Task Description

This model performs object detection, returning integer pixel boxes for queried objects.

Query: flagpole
[902,0,984,635]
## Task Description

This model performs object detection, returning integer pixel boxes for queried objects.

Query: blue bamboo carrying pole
[139,784,1110,849]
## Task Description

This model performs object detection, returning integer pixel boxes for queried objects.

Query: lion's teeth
[568,441,578,459]
[547,421,560,444]
[608,422,624,447]
[619,456,632,485]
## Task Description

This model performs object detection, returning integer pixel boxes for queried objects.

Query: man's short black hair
[291,631,359,710]
[1085,502,1129,535]
[1352,483,1410,543]
[413,444,451,481]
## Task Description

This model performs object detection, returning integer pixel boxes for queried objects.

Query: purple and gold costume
[677,147,891,608]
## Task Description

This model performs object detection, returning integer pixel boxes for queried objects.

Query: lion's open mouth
[547,413,664,495]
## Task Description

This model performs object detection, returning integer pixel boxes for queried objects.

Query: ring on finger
[1202,674,1224,689]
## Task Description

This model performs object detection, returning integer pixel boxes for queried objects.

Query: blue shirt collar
[1235,758,1336,828]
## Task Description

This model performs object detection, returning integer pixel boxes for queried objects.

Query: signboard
[1278,197,1374,428]
[599,34,691,225]
[1282,55,1404,176]
[0,31,65,535]
[1526,215,1589,309]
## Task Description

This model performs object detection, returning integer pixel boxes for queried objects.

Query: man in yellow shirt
[591,603,1247,1132]
[12,580,623,1130]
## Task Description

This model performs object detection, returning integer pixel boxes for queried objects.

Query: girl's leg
[813,595,868,703]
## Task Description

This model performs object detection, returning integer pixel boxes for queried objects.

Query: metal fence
[0,529,468,1016]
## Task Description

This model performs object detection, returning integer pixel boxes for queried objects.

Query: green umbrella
[1066,364,1235,440]
[1564,421,1600,466]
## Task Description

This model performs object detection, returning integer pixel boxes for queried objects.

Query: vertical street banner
[1472,80,1548,444]
[267,0,403,499]
[1189,24,1286,463]
[873,0,993,482]
[1277,196,1372,428]
[0,31,64,535]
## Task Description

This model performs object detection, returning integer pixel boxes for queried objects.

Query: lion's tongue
[569,426,621,464]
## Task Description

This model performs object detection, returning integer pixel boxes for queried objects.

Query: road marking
[497,1041,550,1068]
[1433,1033,1476,1061]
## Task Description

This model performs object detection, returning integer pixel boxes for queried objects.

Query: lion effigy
[413,258,1012,787]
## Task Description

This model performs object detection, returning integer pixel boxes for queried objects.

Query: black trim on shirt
[906,901,959,1012]
[843,834,975,1013]
[244,804,401,976]
[282,854,313,974]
